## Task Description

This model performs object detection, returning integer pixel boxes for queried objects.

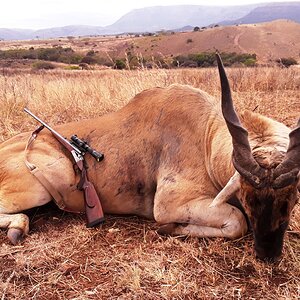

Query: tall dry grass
[1,67,299,141]
[0,67,300,299]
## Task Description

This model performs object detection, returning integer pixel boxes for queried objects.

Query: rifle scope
[71,135,104,162]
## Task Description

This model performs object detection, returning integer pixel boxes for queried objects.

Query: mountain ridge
[0,2,299,40]
[0,20,299,64]
[218,2,300,25]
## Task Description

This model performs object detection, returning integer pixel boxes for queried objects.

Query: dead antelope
[0,54,299,261]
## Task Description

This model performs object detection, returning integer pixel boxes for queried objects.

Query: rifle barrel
[24,108,82,154]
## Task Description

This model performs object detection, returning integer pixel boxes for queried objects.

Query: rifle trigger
[71,149,83,162]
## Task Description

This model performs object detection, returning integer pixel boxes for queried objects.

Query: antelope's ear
[209,172,241,207]
[274,118,300,189]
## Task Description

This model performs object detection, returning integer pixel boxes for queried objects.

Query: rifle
[24,108,105,227]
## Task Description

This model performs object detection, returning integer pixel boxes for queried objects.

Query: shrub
[32,61,55,70]
[186,38,193,44]
[173,52,257,68]
[22,49,37,59]
[244,58,256,67]
[36,48,60,61]
[86,50,95,56]
[0,47,84,65]
[95,56,114,67]
[81,56,97,65]
[276,57,297,67]
[0,49,30,59]
[193,26,200,32]
[187,53,215,67]
[79,63,89,70]
[67,54,84,64]
[217,52,256,66]
[115,59,126,70]
[181,60,198,68]
[64,65,80,70]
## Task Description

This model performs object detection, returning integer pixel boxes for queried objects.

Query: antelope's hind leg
[154,178,248,239]
[156,203,247,239]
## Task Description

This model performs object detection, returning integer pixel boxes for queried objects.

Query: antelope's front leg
[0,213,30,244]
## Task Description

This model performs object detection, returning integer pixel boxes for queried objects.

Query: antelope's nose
[255,245,282,263]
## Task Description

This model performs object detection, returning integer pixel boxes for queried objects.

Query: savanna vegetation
[173,52,257,68]
[0,66,299,299]
[0,46,261,69]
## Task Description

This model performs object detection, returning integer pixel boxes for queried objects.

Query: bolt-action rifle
[24,108,105,227]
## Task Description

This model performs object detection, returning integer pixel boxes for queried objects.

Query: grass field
[0,66,300,299]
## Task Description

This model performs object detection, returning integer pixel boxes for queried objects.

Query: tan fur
[0,84,293,245]
[241,111,290,168]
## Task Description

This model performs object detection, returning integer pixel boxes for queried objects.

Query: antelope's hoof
[7,228,25,245]
[157,223,177,236]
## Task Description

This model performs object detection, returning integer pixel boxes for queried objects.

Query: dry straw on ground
[0,67,300,299]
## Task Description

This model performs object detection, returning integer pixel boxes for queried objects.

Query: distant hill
[219,2,300,25]
[1,20,299,64]
[0,2,299,40]
[107,20,300,63]
[33,25,104,39]
[103,4,257,33]
[0,28,33,40]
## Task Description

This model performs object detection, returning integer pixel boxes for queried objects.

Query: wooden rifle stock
[79,166,105,227]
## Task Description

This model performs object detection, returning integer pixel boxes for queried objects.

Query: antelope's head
[215,54,300,261]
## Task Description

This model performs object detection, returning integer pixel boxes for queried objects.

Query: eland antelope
[0,55,299,261]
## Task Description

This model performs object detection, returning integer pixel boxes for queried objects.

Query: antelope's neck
[204,114,235,191]
[242,110,290,169]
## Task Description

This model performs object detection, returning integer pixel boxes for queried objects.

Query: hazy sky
[1,0,298,29]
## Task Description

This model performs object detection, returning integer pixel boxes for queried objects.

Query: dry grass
[1,66,299,141]
[0,66,300,299]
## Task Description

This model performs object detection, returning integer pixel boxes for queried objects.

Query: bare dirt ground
[0,67,299,299]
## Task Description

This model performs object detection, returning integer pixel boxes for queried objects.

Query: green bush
[173,52,257,68]
[244,58,256,67]
[189,53,215,67]
[67,54,84,64]
[32,61,56,70]
[0,49,30,59]
[64,65,80,70]
[0,46,259,70]
[36,48,60,61]
[115,59,126,69]
[0,47,83,64]
[81,56,97,64]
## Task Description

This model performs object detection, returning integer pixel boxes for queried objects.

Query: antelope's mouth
[253,221,288,262]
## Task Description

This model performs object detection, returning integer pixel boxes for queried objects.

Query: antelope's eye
[280,202,288,217]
